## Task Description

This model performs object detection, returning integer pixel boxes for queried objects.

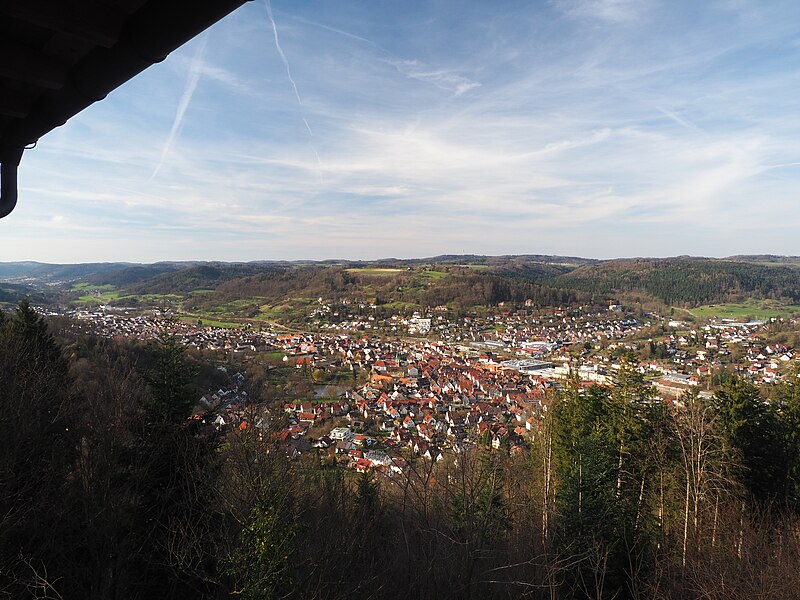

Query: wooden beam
[0,85,32,118]
[2,0,123,48]
[0,39,68,89]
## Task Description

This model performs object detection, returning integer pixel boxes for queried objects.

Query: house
[298,412,316,424]
[364,450,392,467]
[330,427,354,441]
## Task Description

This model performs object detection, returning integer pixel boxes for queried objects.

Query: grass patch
[74,291,121,304]
[72,291,183,307]
[71,282,116,292]
[257,305,284,319]
[191,297,269,319]
[258,297,317,321]
[378,301,419,310]
[421,270,448,280]
[137,293,182,302]
[346,268,405,276]
[220,297,265,309]
[177,316,242,329]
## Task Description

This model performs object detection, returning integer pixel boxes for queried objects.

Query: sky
[3,0,800,263]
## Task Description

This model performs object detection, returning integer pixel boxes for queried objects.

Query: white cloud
[391,59,481,97]
[555,0,650,23]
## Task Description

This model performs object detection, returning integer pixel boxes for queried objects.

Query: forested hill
[125,263,269,295]
[553,258,800,305]
[0,261,141,281]
[104,256,800,308]
[5,255,800,309]
[180,266,590,312]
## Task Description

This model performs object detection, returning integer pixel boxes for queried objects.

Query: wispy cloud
[264,0,321,172]
[289,14,386,52]
[391,59,481,97]
[151,34,208,179]
[656,106,704,134]
[554,0,649,23]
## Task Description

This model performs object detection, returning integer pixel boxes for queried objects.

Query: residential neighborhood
[57,301,800,477]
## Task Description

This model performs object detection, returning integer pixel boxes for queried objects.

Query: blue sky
[3,0,800,262]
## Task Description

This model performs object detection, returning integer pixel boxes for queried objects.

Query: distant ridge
[725,255,800,263]
[5,254,800,309]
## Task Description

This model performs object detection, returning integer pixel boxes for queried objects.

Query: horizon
[3,251,800,267]
[2,0,800,262]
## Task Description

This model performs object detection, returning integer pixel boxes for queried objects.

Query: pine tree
[713,377,787,507]
[0,301,75,597]
[771,364,800,512]
[552,367,662,599]
[128,329,221,598]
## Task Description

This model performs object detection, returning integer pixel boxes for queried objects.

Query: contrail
[265,0,322,176]
[266,0,304,110]
[152,34,209,179]
[290,14,390,54]
[656,106,703,134]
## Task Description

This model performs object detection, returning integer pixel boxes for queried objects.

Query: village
[63,301,797,476]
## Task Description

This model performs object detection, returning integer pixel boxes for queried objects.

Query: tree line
[63,257,800,313]
[553,259,800,305]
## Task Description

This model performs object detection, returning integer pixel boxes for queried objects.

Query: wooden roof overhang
[0,0,250,218]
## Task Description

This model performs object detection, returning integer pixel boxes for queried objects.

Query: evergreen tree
[128,329,221,599]
[552,369,661,599]
[767,365,800,512]
[713,377,787,507]
[0,301,75,597]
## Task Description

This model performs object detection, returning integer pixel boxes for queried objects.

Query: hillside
[0,283,49,305]
[553,258,800,305]
[7,255,800,315]
[10,262,141,283]
[178,265,591,319]
[84,263,183,287]
[125,263,270,295]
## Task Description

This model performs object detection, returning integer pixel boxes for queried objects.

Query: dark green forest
[554,259,800,305]
[3,303,800,599]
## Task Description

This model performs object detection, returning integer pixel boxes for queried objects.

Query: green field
[75,291,121,304]
[421,270,448,280]
[137,293,182,302]
[378,300,419,310]
[258,297,316,321]
[72,288,182,306]
[187,297,267,320]
[346,268,405,276]
[687,301,800,320]
[71,282,116,292]
[177,316,242,329]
